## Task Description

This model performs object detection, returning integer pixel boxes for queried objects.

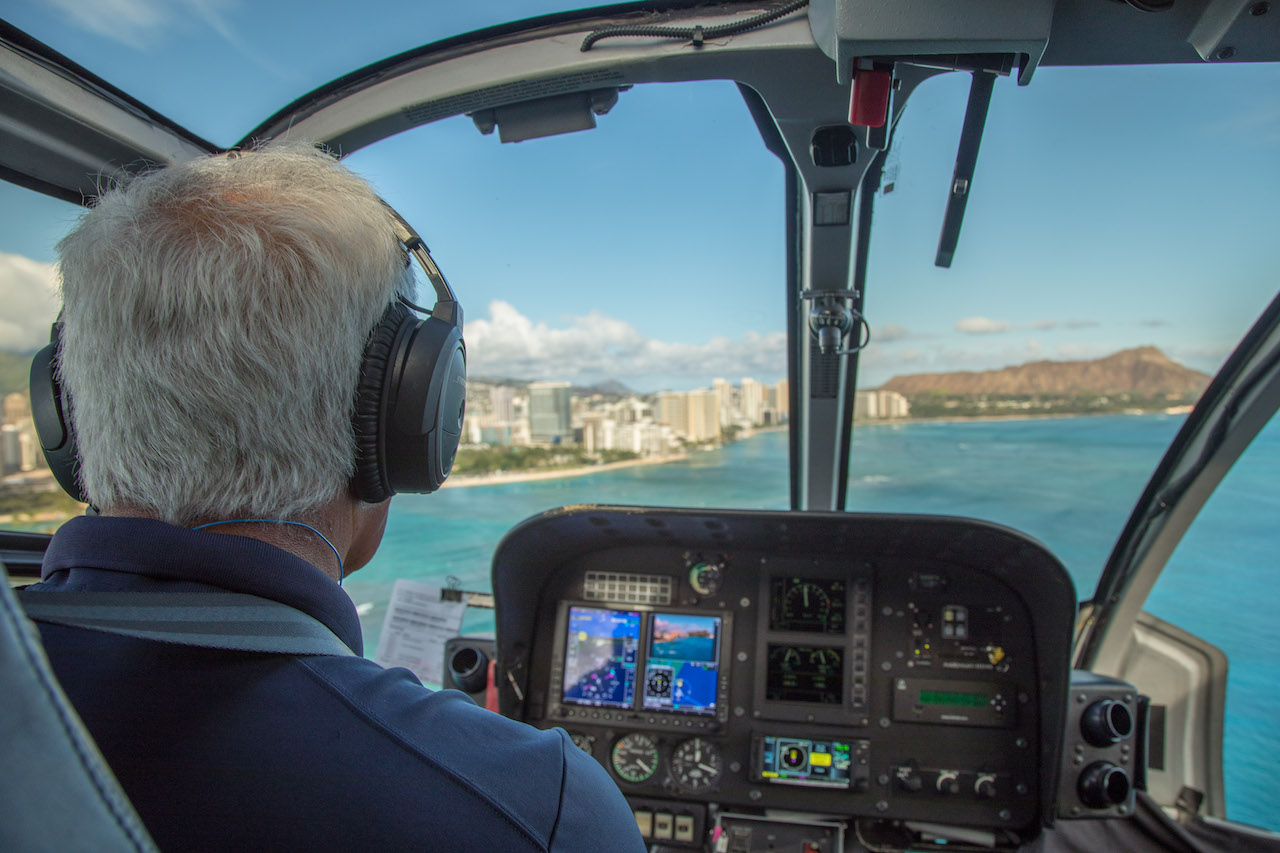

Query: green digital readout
[919,690,989,708]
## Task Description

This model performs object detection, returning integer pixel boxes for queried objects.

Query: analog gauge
[669,737,723,794]
[785,582,831,623]
[688,560,723,596]
[569,732,595,754]
[611,733,660,784]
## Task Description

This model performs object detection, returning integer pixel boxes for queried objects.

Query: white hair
[56,143,409,524]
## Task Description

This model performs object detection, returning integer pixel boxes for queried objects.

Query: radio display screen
[561,606,641,710]
[642,612,721,715]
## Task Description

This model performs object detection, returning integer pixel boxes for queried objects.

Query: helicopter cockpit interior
[2,1,1279,851]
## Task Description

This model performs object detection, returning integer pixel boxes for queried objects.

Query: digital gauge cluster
[494,507,1077,849]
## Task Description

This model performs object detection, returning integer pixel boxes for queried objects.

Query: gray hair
[56,143,408,523]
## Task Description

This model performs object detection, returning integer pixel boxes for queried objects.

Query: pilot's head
[55,143,408,542]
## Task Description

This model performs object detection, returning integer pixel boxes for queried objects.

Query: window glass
[852,63,1280,596]
[0,182,78,532]
[338,79,789,644]
[1145,414,1280,831]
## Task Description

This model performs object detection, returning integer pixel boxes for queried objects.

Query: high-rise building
[529,381,573,444]
[740,378,764,425]
[1,425,20,475]
[489,386,516,423]
[3,392,30,427]
[657,392,688,436]
[686,389,720,442]
[854,389,910,419]
[775,379,790,420]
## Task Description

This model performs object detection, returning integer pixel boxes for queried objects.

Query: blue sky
[2,1,1278,391]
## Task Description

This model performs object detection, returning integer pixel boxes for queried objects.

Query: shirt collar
[41,515,364,656]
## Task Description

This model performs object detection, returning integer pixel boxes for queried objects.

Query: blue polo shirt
[28,516,644,853]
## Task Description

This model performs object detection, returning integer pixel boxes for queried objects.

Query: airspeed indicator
[611,733,660,784]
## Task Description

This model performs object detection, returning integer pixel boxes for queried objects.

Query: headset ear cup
[383,317,465,494]
[29,334,88,505]
[351,303,411,503]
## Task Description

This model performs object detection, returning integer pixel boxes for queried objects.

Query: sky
[2,0,1279,391]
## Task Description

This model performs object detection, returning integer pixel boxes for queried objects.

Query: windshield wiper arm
[935,69,997,268]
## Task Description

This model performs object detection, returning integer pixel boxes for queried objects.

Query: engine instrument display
[642,612,721,715]
[765,644,844,704]
[769,577,846,633]
[562,606,640,709]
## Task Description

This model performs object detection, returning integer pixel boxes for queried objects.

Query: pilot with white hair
[22,143,645,852]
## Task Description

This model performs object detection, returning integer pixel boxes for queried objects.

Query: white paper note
[374,579,468,689]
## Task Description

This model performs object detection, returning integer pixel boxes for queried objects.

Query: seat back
[0,560,156,852]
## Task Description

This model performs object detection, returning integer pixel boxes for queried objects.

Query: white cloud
[955,316,1010,335]
[875,323,910,342]
[0,253,59,352]
[466,301,786,386]
[41,0,295,79]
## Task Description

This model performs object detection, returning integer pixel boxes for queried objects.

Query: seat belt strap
[18,591,356,657]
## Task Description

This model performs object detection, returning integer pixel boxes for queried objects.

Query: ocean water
[347,413,1278,831]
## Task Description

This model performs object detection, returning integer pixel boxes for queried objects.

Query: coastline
[438,410,1190,489]
[442,452,691,489]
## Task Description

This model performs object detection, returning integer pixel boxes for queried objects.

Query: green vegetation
[452,445,639,476]
[903,391,1199,420]
[0,485,85,525]
[0,352,33,397]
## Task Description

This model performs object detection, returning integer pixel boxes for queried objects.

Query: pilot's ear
[344,498,391,575]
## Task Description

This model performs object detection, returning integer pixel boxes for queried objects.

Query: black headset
[30,206,466,507]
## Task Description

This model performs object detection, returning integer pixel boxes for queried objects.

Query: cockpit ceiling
[243,0,1280,155]
[3,0,1278,203]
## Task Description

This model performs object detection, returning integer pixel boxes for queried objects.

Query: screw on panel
[1215,46,1237,60]
[1251,2,1270,14]
[875,800,889,812]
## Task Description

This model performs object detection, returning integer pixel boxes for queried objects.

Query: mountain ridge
[880,346,1210,396]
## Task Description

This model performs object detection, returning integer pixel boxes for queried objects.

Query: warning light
[810,752,832,767]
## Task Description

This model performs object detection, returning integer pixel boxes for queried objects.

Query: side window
[1144,413,1280,831]
[1,183,78,533]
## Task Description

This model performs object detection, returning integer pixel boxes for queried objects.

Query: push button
[633,810,653,839]
[653,812,674,841]
[674,815,695,842]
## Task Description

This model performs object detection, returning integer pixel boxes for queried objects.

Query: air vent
[583,572,673,606]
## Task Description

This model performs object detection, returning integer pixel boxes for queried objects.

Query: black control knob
[895,763,923,793]
[935,771,960,795]
[448,645,489,694]
[1081,699,1134,747]
[1078,761,1131,808]
[974,774,998,799]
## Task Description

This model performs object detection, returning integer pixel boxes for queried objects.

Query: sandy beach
[442,452,690,489]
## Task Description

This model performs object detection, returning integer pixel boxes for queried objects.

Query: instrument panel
[489,507,1077,848]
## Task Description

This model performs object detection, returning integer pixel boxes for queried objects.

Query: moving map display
[642,613,721,715]
[562,607,640,709]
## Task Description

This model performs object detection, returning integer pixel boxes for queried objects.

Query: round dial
[611,733,659,784]
[688,560,723,596]
[784,582,831,622]
[646,669,672,697]
[669,737,723,794]
[569,732,595,754]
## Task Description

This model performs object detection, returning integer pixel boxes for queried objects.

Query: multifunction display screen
[642,613,721,716]
[765,644,843,704]
[769,577,846,634]
[561,606,723,717]
[562,607,641,709]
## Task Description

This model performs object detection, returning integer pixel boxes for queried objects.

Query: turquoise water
[348,413,1278,831]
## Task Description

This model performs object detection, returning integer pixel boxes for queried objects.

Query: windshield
[849,62,1280,593]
